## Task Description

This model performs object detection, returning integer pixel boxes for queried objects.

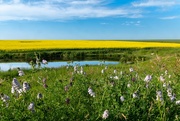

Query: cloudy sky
[0,0,180,40]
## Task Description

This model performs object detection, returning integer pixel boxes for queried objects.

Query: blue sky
[0,0,180,40]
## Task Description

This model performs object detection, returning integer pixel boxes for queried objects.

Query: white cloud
[160,16,179,20]
[100,22,109,25]
[122,21,141,26]
[0,0,142,21]
[132,0,177,7]
[13,0,20,4]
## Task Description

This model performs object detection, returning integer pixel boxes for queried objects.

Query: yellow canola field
[0,40,180,51]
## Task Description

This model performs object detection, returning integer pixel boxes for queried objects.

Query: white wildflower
[176,100,180,105]
[127,83,131,88]
[17,68,24,76]
[170,94,176,102]
[114,76,119,80]
[28,102,35,112]
[74,65,78,72]
[102,110,109,119]
[144,75,152,82]
[11,86,15,94]
[11,78,24,96]
[167,87,172,97]
[136,73,138,78]
[156,91,162,97]
[120,71,123,75]
[120,96,125,102]
[168,75,171,79]
[165,70,168,75]
[18,70,24,76]
[163,83,166,87]
[42,59,48,64]
[101,69,105,74]
[80,66,84,74]
[129,67,133,72]
[1,94,10,103]
[160,75,165,82]
[105,66,108,70]
[156,91,164,104]
[88,87,95,97]
[1,93,10,107]
[114,69,117,74]
[12,78,22,94]
[133,92,138,98]
[37,93,43,99]
[23,82,30,92]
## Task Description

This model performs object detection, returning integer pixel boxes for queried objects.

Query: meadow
[1,40,180,50]
[0,46,180,121]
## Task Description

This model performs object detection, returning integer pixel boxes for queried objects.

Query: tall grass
[0,52,180,120]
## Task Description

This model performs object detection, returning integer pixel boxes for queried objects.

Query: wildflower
[170,94,176,102]
[18,70,25,76]
[11,86,15,94]
[120,71,123,75]
[176,100,180,105]
[37,93,43,99]
[17,67,24,76]
[167,87,172,97]
[101,69,105,74]
[28,102,35,112]
[64,86,69,92]
[42,59,48,64]
[88,87,95,97]
[1,94,10,102]
[110,82,115,87]
[23,82,30,92]
[42,78,46,84]
[120,96,125,102]
[114,69,117,74]
[102,110,109,119]
[156,90,164,104]
[165,70,168,75]
[80,66,83,73]
[166,87,176,102]
[127,83,131,88]
[163,83,167,87]
[105,66,108,70]
[43,84,48,88]
[114,76,119,80]
[74,65,78,73]
[159,75,165,82]
[129,67,133,72]
[132,92,139,98]
[12,78,23,94]
[1,93,10,107]
[135,73,138,78]
[144,75,152,82]
[168,75,171,79]
[65,98,70,104]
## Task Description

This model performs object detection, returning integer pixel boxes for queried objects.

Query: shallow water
[0,60,119,71]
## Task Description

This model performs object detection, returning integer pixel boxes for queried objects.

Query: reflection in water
[0,61,119,71]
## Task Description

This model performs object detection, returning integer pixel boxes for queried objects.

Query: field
[1,40,180,50]
[0,40,180,120]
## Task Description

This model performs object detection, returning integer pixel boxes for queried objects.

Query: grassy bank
[0,48,180,120]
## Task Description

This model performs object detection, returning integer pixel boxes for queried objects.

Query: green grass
[0,49,180,121]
